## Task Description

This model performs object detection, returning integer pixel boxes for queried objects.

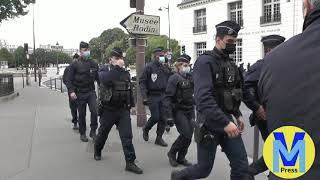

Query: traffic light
[24,43,28,54]
[125,38,129,49]
[130,0,136,8]
[182,45,186,54]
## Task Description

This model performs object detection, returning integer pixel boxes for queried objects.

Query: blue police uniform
[94,48,143,174]
[164,54,195,167]
[139,47,172,146]
[243,35,285,176]
[65,42,99,141]
[171,21,252,180]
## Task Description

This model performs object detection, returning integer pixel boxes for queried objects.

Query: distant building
[176,0,304,66]
[0,61,8,69]
[39,44,78,57]
[0,40,17,53]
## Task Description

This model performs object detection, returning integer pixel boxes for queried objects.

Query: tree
[0,48,13,67]
[0,0,35,23]
[89,28,128,63]
[13,46,26,67]
[145,35,180,63]
[125,47,136,66]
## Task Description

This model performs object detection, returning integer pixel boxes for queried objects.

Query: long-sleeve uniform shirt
[243,59,264,112]
[139,60,172,99]
[65,58,100,93]
[193,48,242,133]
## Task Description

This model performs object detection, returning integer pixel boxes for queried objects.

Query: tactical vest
[205,51,243,114]
[99,80,134,109]
[176,75,194,109]
[73,60,98,92]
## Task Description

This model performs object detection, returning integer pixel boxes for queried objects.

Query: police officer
[63,53,80,130]
[65,42,99,142]
[139,47,171,147]
[259,1,320,179]
[94,48,143,174]
[171,21,252,180]
[243,35,285,177]
[164,54,194,167]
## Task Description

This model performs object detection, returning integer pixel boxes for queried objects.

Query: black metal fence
[0,74,14,97]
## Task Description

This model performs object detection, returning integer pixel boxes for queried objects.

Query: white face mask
[181,66,191,74]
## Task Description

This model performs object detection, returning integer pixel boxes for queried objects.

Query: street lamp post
[159,3,171,50]
[56,42,59,75]
[33,3,37,82]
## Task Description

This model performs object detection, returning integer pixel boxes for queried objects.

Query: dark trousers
[144,95,165,137]
[95,108,136,163]
[169,110,194,161]
[180,135,250,180]
[76,91,98,135]
[68,95,78,124]
[252,117,269,173]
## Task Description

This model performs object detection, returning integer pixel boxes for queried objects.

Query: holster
[194,125,216,144]
[249,113,256,127]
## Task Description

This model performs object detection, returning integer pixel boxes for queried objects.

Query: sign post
[121,0,161,127]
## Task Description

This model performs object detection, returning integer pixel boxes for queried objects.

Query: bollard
[55,78,57,90]
[50,78,52,89]
[253,126,260,162]
[22,74,25,88]
[60,78,63,93]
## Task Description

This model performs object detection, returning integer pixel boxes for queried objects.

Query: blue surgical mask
[159,56,165,63]
[82,51,90,59]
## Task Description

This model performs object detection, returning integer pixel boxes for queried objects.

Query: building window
[193,9,207,33]
[229,1,243,27]
[261,0,281,25]
[230,39,242,63]
[195,42,207,57]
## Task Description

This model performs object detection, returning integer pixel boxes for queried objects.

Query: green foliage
[13,46,26,66]
[0,48,13,67]
[125,47,136,66]
[89,28,128,63]
[0,0,35,23]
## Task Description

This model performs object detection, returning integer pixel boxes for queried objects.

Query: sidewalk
[0,84,267,180]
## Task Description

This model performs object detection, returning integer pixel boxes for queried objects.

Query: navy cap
[261,35,285,48]
[80,41,89,49]
[153,47,164,54]
[111,47,123,58]
[177,54,191,63]
[215,21,241,37]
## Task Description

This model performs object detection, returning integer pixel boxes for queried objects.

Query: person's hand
[224,122,240,138]
[237,116,245,133]
[70,92,77,100]
[255,106,266,120]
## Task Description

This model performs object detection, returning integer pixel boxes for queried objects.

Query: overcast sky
[0,0,181,49]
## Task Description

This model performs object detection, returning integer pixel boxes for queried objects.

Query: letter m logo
[273,132,306,173]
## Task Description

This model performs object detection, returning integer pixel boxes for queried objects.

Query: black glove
[167,118,175,127]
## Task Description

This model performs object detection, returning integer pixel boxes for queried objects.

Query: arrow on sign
[120,13,160,36]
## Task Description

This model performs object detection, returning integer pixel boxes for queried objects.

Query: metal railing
[260,13,281,25]
[0,74,14,97]
[46,77,66,93]
[193,25,207,34]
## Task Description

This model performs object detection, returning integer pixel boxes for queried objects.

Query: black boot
[73,123,79,130]
[142,128,149,142]
[94,146,101,161]
[125,162,143,174]
[80,134,88,142]
[177,148,192,166]
[167,152,179,167]
[165,125,171,133]
[90,131,97,141]
[171,170,189,180]
[155,136,168,147]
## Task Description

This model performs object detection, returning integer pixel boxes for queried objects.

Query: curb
[0,92,20,103]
